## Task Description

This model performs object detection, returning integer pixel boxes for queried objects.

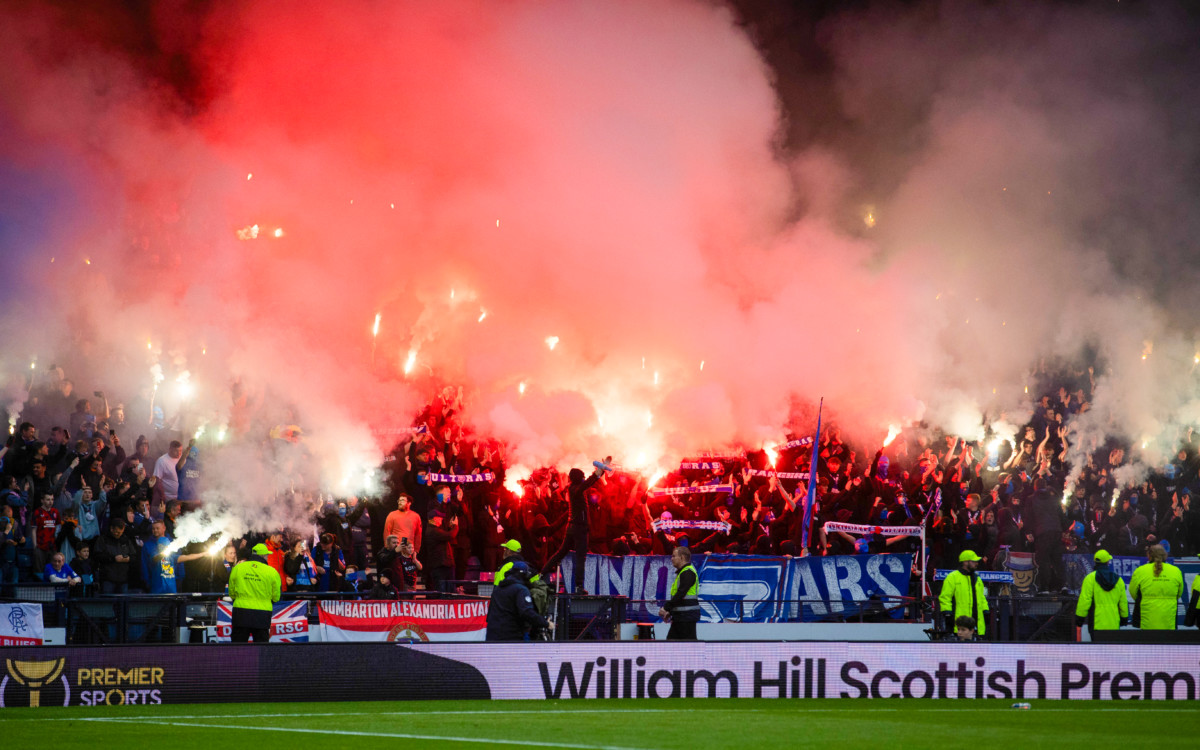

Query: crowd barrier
[4,641,1200,708]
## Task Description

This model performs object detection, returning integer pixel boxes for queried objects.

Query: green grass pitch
[2,699,1195,749]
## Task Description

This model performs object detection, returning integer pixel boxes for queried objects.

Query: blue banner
[559,553,912,622]
[1062,554,1169,593]
[695,554,789,623]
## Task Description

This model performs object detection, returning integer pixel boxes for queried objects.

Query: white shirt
[153,453,180,500]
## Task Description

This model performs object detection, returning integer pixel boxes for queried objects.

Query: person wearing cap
[1075,549,1128,634]
[485,560,553,641]
[1130,544,1186,630]
[938,550,989,637]
[493,539,525,587]
[424,508,457,592]
[227,542,281,642]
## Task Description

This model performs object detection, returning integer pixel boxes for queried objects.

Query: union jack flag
[216,601,309,642]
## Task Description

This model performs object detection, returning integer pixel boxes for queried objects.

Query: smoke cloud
[2,0,1199,539]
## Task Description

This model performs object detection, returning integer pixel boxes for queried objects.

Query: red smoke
[3,0,1199,495]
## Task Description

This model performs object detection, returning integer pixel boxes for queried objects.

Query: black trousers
[428,565,454,592]
[543,524,589,591]
[1033,532,1061,591]
[231,625,270,643]
[666,621,697,640]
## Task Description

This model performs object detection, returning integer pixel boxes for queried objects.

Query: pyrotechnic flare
[883,424,902,447]
[545,336,559,351]
[176,372,193,400]
[763,441,779,467]
[403,349,417,375]
[208,535,230,556]
[371,312,381,364]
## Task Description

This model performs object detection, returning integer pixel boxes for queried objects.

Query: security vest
[938,568,989,636]
[228,559,282,612]
[495,555,538,587]
[1130,562,1185,630]
[1075,570,1128,630]
[669,563,700,620]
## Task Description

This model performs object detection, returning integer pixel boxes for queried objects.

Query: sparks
[478,309,488,323]
[273,227,284,238]
[84,258,91,265]
[883,424,902,447]
[518,381,526,395]
[208,534,231,556]
[505,465,532,496]
[194,425,206,440]
[246,173,252,180]
[176,377,194,400]
[699,360,705,371]
[764,442,779,467]
[372,313,381,338]
[403,349,417,375]
[545,336,559,351]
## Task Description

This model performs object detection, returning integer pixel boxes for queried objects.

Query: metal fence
[11,587,1182,644]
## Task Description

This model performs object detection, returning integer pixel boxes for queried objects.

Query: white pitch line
[24,704,1196,724]
[67,708,688,721]
[85,718,657,750]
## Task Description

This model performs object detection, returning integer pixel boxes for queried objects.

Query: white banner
[0,604,44,646]
[824,522,924,537]
[407,642,1200,701]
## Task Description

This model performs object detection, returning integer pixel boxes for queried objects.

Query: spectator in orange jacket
[384,494,422,555]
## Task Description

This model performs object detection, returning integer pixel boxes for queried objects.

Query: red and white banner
[0,603,44,646]
[318,599,488,642]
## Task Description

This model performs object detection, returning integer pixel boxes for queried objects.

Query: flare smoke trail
[2,1,1200,542]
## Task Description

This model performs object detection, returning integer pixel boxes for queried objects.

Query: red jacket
[33,507,60,551]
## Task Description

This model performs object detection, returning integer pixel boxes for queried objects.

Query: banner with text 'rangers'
[318,599,488,642]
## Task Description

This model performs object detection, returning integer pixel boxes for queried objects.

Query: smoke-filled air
[3,0,1200,546]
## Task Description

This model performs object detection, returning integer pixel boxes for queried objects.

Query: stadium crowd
[3,362,1199,599]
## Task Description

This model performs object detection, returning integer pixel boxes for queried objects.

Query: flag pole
[800,398,823,554]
